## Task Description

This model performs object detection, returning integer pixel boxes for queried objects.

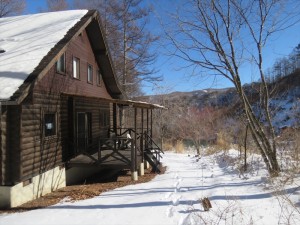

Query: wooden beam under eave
[95,49,106,56]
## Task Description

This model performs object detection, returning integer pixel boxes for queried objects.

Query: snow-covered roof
[0,10,88,100]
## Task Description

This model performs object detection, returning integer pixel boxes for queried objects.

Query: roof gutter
[0,100,18,105]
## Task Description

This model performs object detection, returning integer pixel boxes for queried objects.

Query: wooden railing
[68,127,163,174]
[98,137,134,165]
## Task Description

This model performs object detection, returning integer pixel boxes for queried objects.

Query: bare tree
[165,0,300,175]
[176,106,217,155]
[0,0,25,18]
[103,0,161,96]
[46,0,68,12]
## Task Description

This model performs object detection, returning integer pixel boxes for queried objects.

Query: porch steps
[143,132,164,173]
[144,151,161,173]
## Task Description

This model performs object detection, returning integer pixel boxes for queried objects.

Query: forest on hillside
[265,43,300,83]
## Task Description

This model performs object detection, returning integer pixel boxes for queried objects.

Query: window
[86,112,92,144]
[100,110,110,127]
[44,113,56,137]
[73,57,80,79]
[87,64,93,84]
[97,70,102,86]
[56,53,66,74]
[77,112,92,150]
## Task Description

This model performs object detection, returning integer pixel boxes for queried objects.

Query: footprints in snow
[165,173,184,218]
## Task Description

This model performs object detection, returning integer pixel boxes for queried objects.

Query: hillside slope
[142,72,300,131]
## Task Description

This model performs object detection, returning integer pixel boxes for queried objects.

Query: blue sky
[145,0,300,95]
[25,0,47,13]
[25,0,300,95]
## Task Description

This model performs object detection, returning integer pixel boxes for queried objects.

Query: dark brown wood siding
[0,106,6,185]
[34,29,112,99]
[20,93,62,181]
[9,106,21,184]
[60,95,110,161]
[19,93,112,181]
[0,105,21,185]
[74,96,110,140]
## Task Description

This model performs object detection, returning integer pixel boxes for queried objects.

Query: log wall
[60,95,110,160]
[20,93,61,181]
[0,105,21,185]
[20,93,111,182]
[0,106,6,185]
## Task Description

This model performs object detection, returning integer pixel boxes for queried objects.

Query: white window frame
[87,64,93,84]
[56,53,66,74]
[73,57,80,79]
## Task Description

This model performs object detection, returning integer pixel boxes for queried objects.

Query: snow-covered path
[1,151,300,225]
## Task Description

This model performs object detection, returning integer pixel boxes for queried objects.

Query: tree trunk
[243,124,249,172]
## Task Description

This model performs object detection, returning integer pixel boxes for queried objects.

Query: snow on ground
[1,150,300,225]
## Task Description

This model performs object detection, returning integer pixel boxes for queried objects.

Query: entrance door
[77,112,92,152]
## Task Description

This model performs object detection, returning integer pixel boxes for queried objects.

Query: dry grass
[162,140,185,153]
[174,140,185,153]
[204,146,222,156]
[215,132,231,150]
[162,141,174,151]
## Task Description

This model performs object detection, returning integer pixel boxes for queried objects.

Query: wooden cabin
[0,10,163,208]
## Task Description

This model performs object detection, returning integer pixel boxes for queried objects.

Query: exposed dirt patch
[0,166,166,214]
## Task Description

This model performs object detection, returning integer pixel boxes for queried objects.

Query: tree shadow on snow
[47,186,299,211]
[48,199,200,210]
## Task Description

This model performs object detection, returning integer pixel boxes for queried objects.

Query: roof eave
[86,12,125,99]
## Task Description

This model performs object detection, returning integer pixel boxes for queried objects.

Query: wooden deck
[67,149,142,169]
[66,131,164,174]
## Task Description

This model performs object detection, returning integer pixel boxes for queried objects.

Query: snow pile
[250,86,300,132]
[0,10,88,99]
[1,150,300,225]
[269,87,300,130]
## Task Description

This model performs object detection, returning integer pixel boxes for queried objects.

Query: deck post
[146,109,149,150]
[134,108,138,172]
[98,139,101,160]
[131,139,138,181]
[141,108,144,163]
[150,109,153,140]
[139,162,144,176]
[139,133,144,176]
[113,103,117,134]
[144,161,150,169]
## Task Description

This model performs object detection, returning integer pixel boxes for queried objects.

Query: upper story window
[97,70,102,86]
[56,53,66,74]
[87,64,93,84]
[73,57,80,79]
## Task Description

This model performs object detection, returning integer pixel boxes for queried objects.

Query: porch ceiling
[61,93,165,109]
